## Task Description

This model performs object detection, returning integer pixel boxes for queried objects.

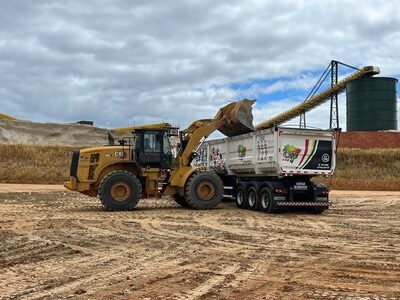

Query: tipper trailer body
[195,127,337,213]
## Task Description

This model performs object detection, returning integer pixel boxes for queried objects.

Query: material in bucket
[214,98,256,137]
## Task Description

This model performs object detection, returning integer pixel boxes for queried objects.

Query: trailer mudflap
[276,201,329,207]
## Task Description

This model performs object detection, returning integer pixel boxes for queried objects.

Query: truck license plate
[294,182,307,190]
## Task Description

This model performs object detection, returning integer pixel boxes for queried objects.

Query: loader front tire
[173,194,190,208]
[184,172,223,209]
[99,170,142,211]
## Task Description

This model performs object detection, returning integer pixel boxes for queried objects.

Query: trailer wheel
[235,185,246,209]
[173,194,190,208]
[260,187,273,213]
[99,170,142,211]
[247,186,260,211]
[185,172,223,209]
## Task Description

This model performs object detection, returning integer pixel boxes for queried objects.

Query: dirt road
[0,188,399,299]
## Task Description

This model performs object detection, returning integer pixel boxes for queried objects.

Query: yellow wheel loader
[64,99,255,210]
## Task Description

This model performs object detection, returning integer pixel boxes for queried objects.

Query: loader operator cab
[134,129,173,169]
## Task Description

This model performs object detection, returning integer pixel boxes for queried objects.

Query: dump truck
[194,126,336,213]
[64,99,255,210]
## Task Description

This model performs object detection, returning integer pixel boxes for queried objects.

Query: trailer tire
[185,172,223,209]
[99,170,142,211]
[235,185,246,209]
[247,186,260,211]
[260,187,273,213]
[173,194,190,208]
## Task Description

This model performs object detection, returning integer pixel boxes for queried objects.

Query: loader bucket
[214,98,256,137]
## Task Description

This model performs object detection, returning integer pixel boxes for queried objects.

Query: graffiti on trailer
[257,138,268,161]
[195,147,208,169]
[195,146,227,173]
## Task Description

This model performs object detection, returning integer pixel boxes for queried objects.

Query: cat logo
[115,151,127,159]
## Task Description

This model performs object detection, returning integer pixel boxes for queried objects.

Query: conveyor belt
[0,113,16,121]
[255,65,380,130]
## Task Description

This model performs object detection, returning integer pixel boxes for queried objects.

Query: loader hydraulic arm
[177,98,256,166]
[163,99,256,195]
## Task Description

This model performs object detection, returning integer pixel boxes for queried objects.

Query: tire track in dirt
[139,216,269,253]
[179,212,353,299]
[193,203,399,299]
[10,229,191,298]
[176,264,240,300]
[1,191,400,299]
[28,251,188,300]
[6,209,249,298]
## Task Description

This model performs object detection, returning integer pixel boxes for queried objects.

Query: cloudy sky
[1,0,399,132]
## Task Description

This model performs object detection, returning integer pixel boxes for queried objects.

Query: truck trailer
[194,126,337,213]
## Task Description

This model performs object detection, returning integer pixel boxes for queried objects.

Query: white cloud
[0,0,399,133]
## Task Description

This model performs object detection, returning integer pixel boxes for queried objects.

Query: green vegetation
[0,144,399,190]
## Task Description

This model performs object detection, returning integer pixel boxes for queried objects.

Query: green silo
[346,77,398,131]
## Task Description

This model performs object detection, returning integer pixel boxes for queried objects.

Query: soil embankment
[0,119,124,146]
[339,131,400,149]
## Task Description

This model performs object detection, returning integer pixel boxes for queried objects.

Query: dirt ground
[0,186,399,300]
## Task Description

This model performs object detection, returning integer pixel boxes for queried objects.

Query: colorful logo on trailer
[283,144,301,163]
[238,144,246,157]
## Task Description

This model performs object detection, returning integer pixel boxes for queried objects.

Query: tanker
[195,126,337,213]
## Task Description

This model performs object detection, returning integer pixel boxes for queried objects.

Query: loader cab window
[138,131,162,168]
[137,130,172,169]
[162,134,173,169]
[163,135,171,155]
[144,132,161,152]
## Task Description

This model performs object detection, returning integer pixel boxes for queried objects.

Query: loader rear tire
[184,171,223,209]
[173,194,190,208]
[99,170,142,211]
